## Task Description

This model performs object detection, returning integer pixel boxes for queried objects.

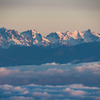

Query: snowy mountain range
[0,27,100,48]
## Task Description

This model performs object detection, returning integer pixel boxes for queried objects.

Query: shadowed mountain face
[0,42,100,67]
[0,27,100,48]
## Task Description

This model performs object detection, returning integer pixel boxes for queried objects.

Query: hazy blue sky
[0,0,100,35]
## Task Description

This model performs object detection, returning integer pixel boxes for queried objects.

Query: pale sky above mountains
[0,0,100,35]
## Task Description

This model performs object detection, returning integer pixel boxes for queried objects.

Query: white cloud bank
[0,61,100,86]
[0,61,100,99]
[0,83,100,100]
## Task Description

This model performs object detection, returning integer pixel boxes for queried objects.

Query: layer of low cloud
[0,61,100,99]
[0,84,100,100]
[0,61,100,86]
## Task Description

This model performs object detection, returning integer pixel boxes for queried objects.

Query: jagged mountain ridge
[0,27,100,48]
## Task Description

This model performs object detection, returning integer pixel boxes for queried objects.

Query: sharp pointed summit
[86,29,91,33]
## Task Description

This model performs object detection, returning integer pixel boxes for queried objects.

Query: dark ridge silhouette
[0,42,100,67]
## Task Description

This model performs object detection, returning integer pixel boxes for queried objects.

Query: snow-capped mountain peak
[82,29,99,42]
[0,27,100,48]
[46,32,64,44]
[20,29,50,46]
[66,30,82,39]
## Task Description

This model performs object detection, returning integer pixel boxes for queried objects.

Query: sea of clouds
[0,83,100,100]
[0,61,100,100]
